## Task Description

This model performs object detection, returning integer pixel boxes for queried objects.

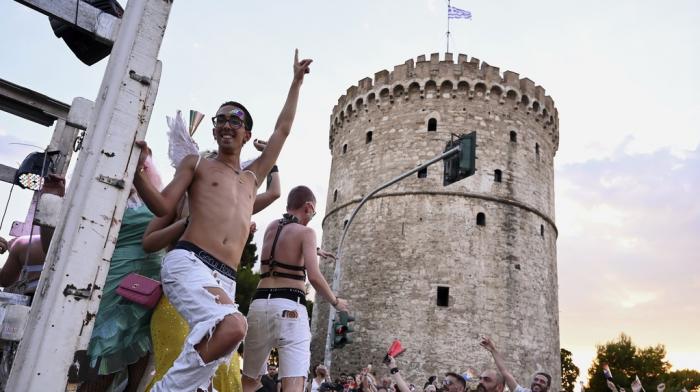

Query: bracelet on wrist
[332,296,339,307]
[390,367,399,374]
[270,165,279,174]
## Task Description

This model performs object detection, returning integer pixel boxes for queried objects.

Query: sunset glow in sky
[1,0,698,383]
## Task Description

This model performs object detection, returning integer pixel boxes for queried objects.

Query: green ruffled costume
[87,204,163,375]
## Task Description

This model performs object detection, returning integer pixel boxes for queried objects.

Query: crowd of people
[297,337,553,392]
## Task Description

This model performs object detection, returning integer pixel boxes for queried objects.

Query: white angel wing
[167,110,200,168]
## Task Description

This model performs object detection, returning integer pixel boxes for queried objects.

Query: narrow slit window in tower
[333,189,338,202]
[418,167,427,178]
[437,286,449,307]
[342,144,347,154]
[343,219,348,229]
[428,118,437,132]
[476,212,486,226]
[510,131,517,143]
[494,169,502,183]
[535,143,540,156]
[366,131,373,144]
[540,224,544,237]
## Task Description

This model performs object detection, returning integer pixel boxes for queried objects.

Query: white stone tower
[311,52,561,388]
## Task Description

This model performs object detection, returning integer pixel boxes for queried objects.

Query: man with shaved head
[242,186,349,392]
[480,337,552,392]
[477,369,505,392]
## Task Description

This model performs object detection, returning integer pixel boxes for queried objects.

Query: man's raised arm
[480,336,519,392]
[303,229,348,312]
[249,49,312,183]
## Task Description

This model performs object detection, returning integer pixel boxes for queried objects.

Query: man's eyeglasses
[307,202,317,219]
[212,115,244,129]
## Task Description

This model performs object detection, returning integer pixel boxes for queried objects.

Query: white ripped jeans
[151,249,242,392]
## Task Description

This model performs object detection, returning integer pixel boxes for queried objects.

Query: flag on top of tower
[448,5,472,20]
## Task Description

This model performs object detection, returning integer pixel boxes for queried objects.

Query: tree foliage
[235,234,259,316]
[562,348,580,392]
[664,369,700,392]
[586,334,671,392]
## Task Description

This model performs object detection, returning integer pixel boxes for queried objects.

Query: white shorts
[152,247,242,392]
[242,296,311,379]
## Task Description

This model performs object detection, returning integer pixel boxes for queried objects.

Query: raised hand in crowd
[316,247,336,260]
[384,355,410,392]
[480,336,518,392]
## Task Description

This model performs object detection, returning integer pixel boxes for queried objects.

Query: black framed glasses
[212,115,244,129]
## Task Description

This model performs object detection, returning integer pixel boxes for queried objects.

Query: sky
[1,0,698,386]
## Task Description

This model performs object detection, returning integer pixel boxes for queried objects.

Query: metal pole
[323,144,461,368]
[446,0,451,53]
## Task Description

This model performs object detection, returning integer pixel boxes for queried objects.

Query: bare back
[180,158,257,268]
[257,219,309,291]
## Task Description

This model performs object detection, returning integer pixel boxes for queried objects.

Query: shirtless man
[0,174,65,297]
[241,186,349,392]
[134,49,312,392]
[0,235,45,295]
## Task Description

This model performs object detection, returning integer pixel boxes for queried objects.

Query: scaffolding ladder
[0,1,173,390]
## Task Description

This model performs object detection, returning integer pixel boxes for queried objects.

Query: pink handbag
[116,273,162,309]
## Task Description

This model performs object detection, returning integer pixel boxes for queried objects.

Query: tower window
[418,167,427,178]
[535,143,540,155]
[437,286,449,307]
[427,118,437,132]
[476,212,486,226]
[343,219,348,229]
[510,131,517,143]
[342,144,347,154]
[366,131,373,144]
[494,169,502,183]
[540,224,544,236]
[333,189,338,202]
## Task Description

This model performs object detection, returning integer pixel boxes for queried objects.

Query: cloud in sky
[557,142,700,370]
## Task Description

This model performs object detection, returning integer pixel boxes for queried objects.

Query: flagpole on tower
[446,0,451,52]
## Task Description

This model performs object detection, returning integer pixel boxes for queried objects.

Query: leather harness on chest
[260,213,306,281]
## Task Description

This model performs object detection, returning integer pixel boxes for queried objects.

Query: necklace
[214,158,240,175]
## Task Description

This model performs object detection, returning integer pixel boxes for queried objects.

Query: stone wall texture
[310,52,561,390]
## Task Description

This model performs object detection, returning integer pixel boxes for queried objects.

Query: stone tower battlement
[329,52,559,152]
[312,53,561,390]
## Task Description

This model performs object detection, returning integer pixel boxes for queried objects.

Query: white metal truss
[4,0,172,390]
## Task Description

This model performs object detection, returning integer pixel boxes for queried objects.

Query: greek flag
[448,5,472,19]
